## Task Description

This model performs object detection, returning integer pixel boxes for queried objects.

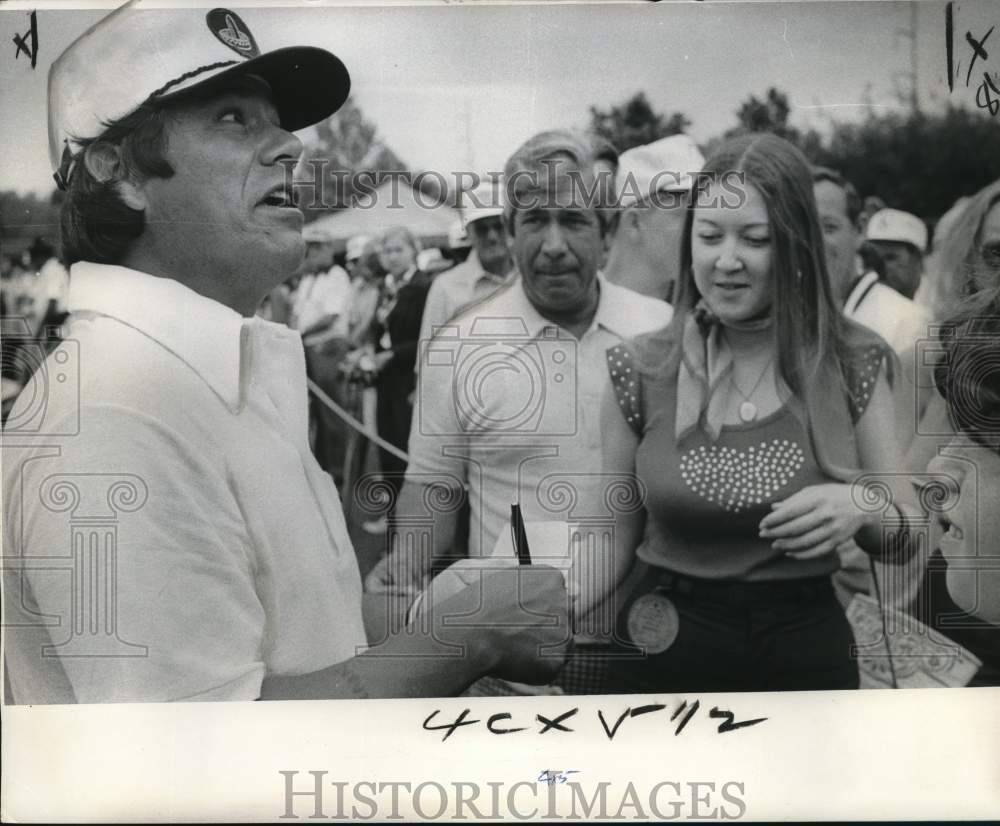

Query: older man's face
[508,157,604,318]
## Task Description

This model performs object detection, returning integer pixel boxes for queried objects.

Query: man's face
[135,81,305,303]
[870,240,922,299]
[469,216,509,273]
[814,180,860,305]
[508,158,605,318]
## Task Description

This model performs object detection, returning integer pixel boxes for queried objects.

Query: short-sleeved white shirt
[2,263,366,703]
[408,274,672,560]
[844,271,933,356]
[417,250,514,358]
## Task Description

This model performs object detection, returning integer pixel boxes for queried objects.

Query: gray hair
[502,129,617,234]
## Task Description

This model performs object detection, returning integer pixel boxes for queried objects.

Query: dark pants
[608,568,859,693]
[375,371,414,510]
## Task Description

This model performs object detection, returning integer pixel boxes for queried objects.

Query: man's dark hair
[812,165,862,227]
[60,100,174,267]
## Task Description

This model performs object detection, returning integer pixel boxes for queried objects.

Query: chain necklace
[730,356,775,422]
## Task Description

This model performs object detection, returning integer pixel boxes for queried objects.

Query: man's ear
[83,142,148,211]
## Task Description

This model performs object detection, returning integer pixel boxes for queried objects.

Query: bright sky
[1,0,993,196]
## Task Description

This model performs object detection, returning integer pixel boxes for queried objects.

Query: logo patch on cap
[207,9,259,58]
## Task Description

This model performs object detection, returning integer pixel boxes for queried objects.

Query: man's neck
[119,250,269,318]
[534,281,601,340]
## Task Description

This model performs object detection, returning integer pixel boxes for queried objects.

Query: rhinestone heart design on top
[679,439,806,513]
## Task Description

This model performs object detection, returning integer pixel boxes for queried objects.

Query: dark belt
[647,567,833,606]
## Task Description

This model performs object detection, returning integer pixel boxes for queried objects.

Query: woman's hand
[759,483,877,559]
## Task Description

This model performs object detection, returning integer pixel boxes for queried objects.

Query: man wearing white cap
[604,134,705,302]
[416,177,515,353]
[2,0,569,703]
[864,207,928,300]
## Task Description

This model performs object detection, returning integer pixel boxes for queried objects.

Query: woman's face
[380,235,416,277]
[691,181,774,324]
[925,438,1000,625]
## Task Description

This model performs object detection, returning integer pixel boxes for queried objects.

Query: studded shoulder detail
[607,343,643,436]
[846,342,891,423]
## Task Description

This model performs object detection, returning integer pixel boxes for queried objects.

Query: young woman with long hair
[605,133,920,692]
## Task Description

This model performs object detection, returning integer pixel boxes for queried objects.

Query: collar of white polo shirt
[67,262,304,414]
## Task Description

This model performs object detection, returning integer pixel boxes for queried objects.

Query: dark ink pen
[511,503,532,565]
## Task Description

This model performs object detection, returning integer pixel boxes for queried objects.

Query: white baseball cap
[865,208,928,253]
[49,0,350,188]
[615,134,705,209]
[346,234,372,261]
[459,177,505,229]
[447,218,471,250]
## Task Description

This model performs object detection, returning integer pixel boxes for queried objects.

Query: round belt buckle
[626,591,680,655]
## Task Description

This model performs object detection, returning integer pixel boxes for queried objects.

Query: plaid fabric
[461,645,614,697]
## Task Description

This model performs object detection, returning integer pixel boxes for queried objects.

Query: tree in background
[297,97,410,222]
[0,189,63,259]
[588,91,691,153]
[819,105,1000,222]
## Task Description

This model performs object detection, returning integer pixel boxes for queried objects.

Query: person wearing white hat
[2,0,569,704]
[446,218,473,265]
[416,177,515,362]
[604,133,705,302]
[865,207,928,300]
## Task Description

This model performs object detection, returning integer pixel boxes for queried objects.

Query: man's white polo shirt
[2,263,366,703]
[409,274,672,560]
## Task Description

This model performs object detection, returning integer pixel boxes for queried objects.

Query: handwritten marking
[12,10,39,69]
[536,707,578,734]
[710,707,768,733]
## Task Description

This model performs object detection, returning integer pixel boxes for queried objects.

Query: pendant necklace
[731,356,775,423]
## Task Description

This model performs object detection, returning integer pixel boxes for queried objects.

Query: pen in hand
[511,503,532,565]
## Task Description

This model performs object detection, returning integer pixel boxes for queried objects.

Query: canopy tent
[305,179,459,248]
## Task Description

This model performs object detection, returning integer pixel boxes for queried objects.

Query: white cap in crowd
[417,248,445,271]
[865,208,928,253]
[346,235,372,262]
[459,177,505,229]
[615,134,706,209]
[447,219,472,250]
[49,0,350,188]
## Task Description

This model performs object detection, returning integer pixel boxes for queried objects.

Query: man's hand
[759,483,877,560]
[425,563,571,686]
[365,545,430,597]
